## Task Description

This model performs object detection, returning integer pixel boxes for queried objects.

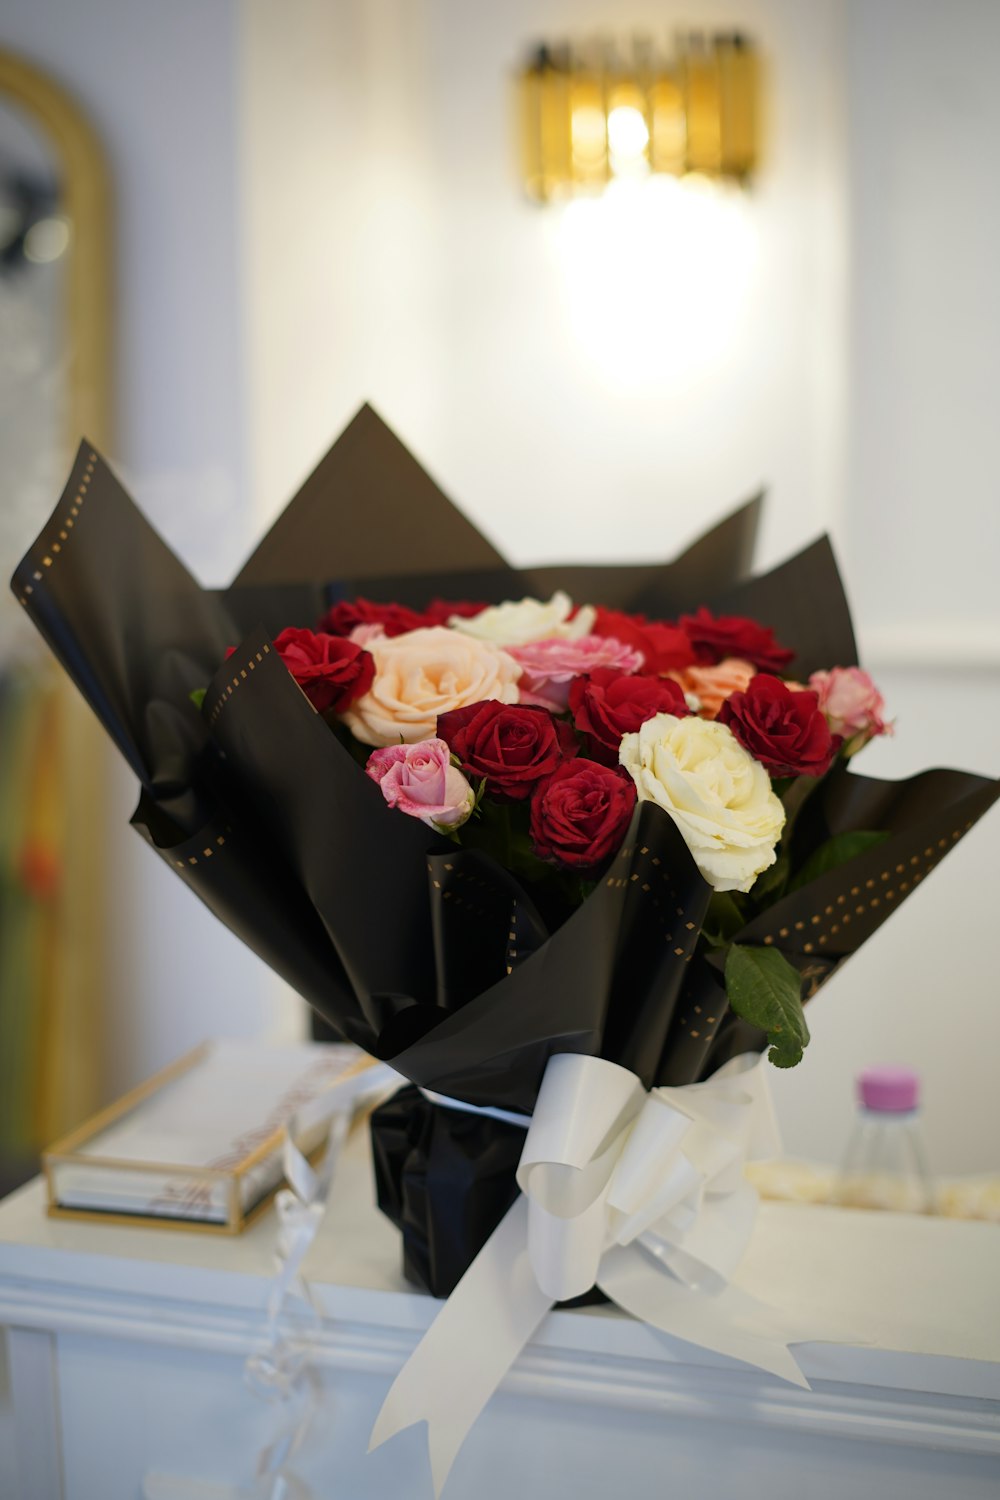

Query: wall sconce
[517,33,761,204]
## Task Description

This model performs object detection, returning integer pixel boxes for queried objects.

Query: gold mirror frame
[0,46,113,451]
[0,49,113,1145]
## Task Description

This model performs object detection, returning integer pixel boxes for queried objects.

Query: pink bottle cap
[858,1065,920,1113]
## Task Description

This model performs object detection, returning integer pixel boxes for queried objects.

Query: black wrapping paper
[12,407,999,1295]
[371,1086,525,1297]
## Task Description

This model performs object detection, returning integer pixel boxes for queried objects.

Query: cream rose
[340,626,521,746]
[618,713,785,893]
[450,591,596,646]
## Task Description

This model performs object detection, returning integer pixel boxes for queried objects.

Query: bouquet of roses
[266,588,891,1069]
[203,536,954,1299]
[12,408,999,1486]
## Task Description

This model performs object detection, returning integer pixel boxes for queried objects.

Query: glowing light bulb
[607,105,649,163]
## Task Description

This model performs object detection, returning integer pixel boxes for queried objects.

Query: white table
[1,1125,998,1500]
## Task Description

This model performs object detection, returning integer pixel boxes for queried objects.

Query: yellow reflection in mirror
[23,214,71,264]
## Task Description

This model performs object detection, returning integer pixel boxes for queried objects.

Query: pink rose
[808,667,892,752]
[366,738,475,830]
[509,635,643,712]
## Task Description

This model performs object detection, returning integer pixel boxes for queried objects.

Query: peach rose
[339,626,522,746]
[669,657,756,718]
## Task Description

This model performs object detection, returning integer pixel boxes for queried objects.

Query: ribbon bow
[371,1053,822,1496]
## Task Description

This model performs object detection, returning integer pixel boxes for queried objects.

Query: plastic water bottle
[835,1065,936,1214]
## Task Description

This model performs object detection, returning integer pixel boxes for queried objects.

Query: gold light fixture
[517,33,761,204]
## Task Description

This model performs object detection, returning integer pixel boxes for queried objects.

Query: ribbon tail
[598,1245,813,1389]
[370,1195,553,1497]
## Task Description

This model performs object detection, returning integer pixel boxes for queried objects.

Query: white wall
[242,0,850,577]
[842,0,1000,666]
[766,1,1000,1175]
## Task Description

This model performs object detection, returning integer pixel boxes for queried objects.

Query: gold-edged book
[43,1039,378,1234]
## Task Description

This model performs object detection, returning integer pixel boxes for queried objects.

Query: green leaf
[189,687,206,710]
[724,943,811,1068]
[701,891,747,947]
[787,829,890,893]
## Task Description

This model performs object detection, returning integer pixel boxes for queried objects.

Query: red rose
[319,597,426,638]
[591,607,695,674]
[420,598,488,626]
[437,700,574,801]
[530,759,636,870]
[718,674,840,777]
[320,596,488,637]
[273,627,375,714]
[569,669,691,764]
[679,607,794,672]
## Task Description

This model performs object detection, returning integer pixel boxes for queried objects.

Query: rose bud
[366,739,475,832]
[679,607,795,672]
[808,666,893,754]
[438,700,575,801]
[273,627,374,714]
[530,759,637,871]
[569,669,691,764]
[717,674,840,777]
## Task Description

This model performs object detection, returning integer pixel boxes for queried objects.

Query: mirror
[0,48,112,1186]
[0,48,111,587]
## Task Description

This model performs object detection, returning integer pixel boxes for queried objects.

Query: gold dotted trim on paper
[605,843,701,965]
[174,826,232,870]
[753,823,972,950]
[18,453,96,605]
[208,644,271,724]
[431,865,493,923]
[506,898,519,975]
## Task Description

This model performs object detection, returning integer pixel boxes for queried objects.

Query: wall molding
[2,1274,999,1459]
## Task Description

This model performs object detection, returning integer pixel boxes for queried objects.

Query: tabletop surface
[1,1121,999,1396]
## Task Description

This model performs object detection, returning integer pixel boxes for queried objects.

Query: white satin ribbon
[242,1061,402,1498]
[371,1052,826,1497]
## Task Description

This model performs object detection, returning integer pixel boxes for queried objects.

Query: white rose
[340,626,522,747]
[450,591,596,646]
[618,713,785,893]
